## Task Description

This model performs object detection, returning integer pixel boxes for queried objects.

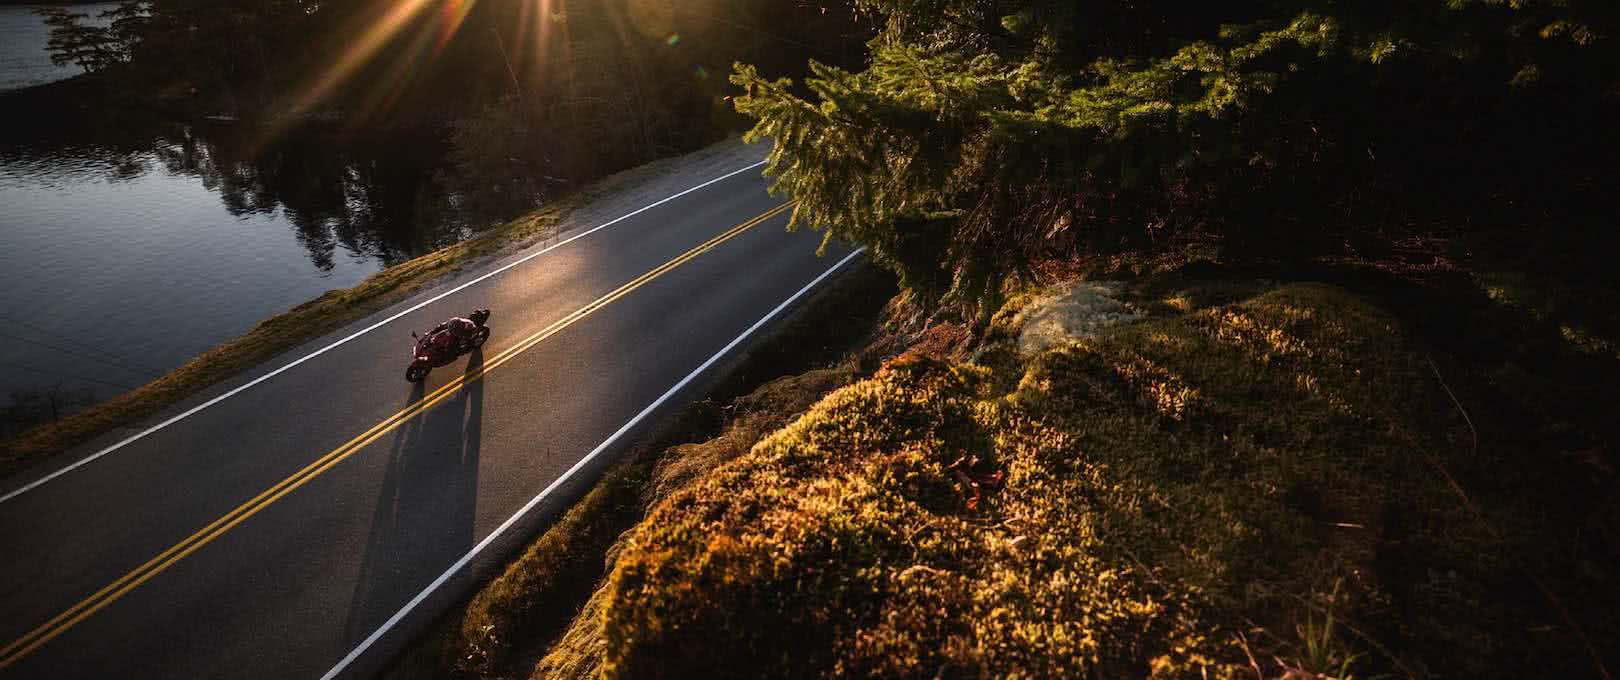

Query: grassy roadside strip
[0,142,744,475]
[379,263,900,680]
[0,208,550,473]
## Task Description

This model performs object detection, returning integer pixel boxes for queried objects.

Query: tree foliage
[54,0,872,219]
[733,0,1620,315]
[33,6,135,74]
[438,0,871,183]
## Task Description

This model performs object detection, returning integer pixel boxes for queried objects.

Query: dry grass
[0,141,748,474]
[450,455,652,678]
[0,206,566,473]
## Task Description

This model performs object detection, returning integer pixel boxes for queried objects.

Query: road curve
[0,149,857,679]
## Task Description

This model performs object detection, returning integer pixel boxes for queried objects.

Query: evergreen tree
[733,1,1620,318]
[34,8,121,74]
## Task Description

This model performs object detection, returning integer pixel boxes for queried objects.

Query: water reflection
[0,103,512,430]
[2,116,482,272]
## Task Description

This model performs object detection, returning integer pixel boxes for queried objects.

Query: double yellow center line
[0,202,793,670]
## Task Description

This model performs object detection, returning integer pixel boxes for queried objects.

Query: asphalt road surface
[0,157,860,679]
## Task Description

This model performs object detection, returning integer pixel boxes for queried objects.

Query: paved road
[0,158,858,679]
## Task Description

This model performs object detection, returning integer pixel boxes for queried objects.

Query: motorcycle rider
[429,316,479,356]
[408,309,491,382]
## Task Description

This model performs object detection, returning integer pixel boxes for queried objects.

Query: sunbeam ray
[286,0,439,118]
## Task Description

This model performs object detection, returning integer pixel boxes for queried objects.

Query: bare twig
[897,564,949,580]
[1235,630,1265,680]
[1119,545,1168,589]
[904,519,941,545]
[1426,356,1477,458]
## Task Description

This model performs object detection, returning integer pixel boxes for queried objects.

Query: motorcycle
[406,309,492,383]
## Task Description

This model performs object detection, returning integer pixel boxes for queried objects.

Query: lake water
[0,7,499,434]
[0,4,114,93]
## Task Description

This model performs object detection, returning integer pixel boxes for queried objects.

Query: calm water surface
[0,8,498,429]
[0,4,115,92]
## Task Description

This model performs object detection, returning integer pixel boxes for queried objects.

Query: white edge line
[0,160,769,506]
[320,247,866,680]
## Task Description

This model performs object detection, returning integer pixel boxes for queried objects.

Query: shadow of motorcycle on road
[343,348,484,644]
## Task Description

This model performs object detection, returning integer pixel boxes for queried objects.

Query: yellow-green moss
[547,283,1594,678]
[422,265,900,680]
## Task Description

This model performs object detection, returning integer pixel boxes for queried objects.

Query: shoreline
[0,71,103,111]
[0,135,764,477]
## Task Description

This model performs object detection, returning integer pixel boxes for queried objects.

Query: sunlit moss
[524,283,1559,678]
[1560,323,1620,360]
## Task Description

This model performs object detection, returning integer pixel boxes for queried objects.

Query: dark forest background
[21,0,873,219]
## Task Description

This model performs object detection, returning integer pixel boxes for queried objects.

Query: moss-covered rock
[557,283,1604,678]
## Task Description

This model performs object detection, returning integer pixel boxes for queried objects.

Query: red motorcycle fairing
[406,311,492,382]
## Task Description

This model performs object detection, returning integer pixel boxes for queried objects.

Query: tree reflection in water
[154,122,479,271]
[2,111,516,273]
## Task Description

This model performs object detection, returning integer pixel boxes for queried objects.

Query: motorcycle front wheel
[406,364,430,383]
[471,327,490,348]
